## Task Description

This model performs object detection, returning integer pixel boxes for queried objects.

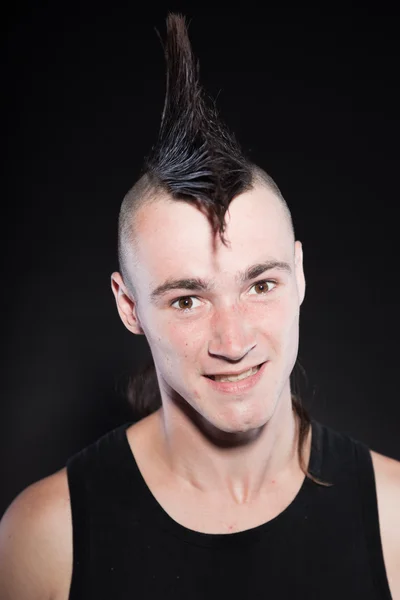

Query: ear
[110,272,144,335]
[294,241,306,306]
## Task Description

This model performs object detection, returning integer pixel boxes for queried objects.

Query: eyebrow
[149,259,292,302]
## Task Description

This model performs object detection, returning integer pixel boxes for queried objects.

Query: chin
[204,398,274,437]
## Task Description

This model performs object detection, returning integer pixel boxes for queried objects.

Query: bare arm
[0,470,72,600]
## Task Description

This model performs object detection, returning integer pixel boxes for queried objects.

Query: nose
[208,305,256,362]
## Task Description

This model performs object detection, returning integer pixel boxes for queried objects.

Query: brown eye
[178,297,193,310]
[251,280,275,295]
[171,296,201,311]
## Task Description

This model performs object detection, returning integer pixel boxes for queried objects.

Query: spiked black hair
[118,14,290,294]
[144,13,254,242]
[117,14,331,488]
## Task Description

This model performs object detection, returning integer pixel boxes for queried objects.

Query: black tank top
[66,418,393,599]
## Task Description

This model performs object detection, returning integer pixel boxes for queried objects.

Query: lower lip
[203,361,268,394]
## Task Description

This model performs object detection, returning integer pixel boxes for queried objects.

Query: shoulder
[370,449,400,599]
[0,467,73,600]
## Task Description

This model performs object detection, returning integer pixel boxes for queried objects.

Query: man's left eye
[249,280,276,294]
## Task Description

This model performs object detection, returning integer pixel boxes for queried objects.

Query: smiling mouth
[205,363,264,383]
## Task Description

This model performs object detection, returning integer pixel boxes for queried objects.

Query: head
[111,13,306,438]
[113,180,305,437]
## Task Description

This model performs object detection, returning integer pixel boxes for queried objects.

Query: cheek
[257,304,300,366]
[256,296,297,336]
[148,314,205,365]
[278,309,300,367]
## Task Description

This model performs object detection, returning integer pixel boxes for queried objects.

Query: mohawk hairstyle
[118,13,287,293]
[117,14,330,488]
[143,13,254,244]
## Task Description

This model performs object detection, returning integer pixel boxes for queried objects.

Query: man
[0,13,399,600]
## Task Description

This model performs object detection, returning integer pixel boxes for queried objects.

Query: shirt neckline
[116,417,323,548]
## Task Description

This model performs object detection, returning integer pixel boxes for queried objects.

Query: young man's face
[113,183,305,434]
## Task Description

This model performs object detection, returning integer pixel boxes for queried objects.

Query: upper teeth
[212,365,259,382]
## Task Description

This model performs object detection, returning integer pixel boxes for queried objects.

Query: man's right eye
[171,296,202,311]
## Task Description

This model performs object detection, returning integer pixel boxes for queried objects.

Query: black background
[2,2,399,517]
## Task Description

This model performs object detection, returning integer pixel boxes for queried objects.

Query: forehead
[129,185,294,289]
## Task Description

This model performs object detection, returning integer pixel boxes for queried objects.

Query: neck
[153,384,307,507]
